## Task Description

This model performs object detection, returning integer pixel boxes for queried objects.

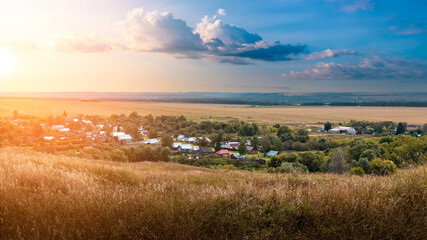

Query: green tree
[161,135,173,149]
[148,129,158,139]
[238,139,246,156]
[267,155,282,168]
[350,167,365,176]
[369,158,397,175]
[396,122,406,135]
[261,137,271,153]
[324,122,332,132]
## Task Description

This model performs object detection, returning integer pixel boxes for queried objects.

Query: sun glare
[0,47,17,77]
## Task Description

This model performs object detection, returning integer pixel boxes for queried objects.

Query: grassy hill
[0,148,425,239]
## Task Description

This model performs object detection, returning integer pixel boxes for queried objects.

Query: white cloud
[217,8,226,16]
[282,56,425,80]
[306,49,358,60]
[116,8,206,53]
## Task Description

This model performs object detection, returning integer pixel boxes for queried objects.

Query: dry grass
[1,99,427,124]
[0,147,426,239]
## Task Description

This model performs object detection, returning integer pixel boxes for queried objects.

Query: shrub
[369,158,397,175]
[218,164,237,170]
[350,167,365,176]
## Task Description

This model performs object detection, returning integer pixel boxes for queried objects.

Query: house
[146,139,159,145]
[189,146,200,154]
[43,136,54,141]
[179,144,193,152]
[214,149,230,157]
[81,120,92,124]
[407,124,421,131]
[187,137,197,143]
[227,142,239,149]
[266,150,279,157]
[246,146,259,155]
[141,130,149,136]
[173,142,182,150]
[177,135,186,141]
[329,127,356,134]
[58,128,70,132]
[118,134,132,143]
[52,125,65,131]
[231,153,246,160]
[199,147,214,156]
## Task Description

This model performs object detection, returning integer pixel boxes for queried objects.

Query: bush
[218,164,237,170]
[350,167,365,176]
[369,158,397,175]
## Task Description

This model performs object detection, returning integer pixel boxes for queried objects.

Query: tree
[161,135,173,149]
[327,147,347,174]
[148,129,158,139]
[396,122,406,135]
[251,136,259,148]
[324,122,332,132]
[350,167,365,176]
[369,158,397,175]
[197,137,209,147]
[261,137,271,153]
[63,111,67,117]
[238,139,246,156]
[267,155,282,168]
[300,152,325,172]
[213,132,223,152]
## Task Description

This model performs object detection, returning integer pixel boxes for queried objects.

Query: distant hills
[1,92,427,106]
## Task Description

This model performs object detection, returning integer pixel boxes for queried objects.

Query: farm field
[1,99,426,125]
[0,147,425,239]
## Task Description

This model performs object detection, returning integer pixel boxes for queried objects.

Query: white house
[118,134,133,143]
[177,135,186,141]
[43,136,54,141]
[329,127,356,134]
[187,137,197,143]
[146,139,159,144]
[52,125,65,131]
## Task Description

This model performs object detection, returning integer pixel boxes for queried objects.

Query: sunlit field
[0,147,425,239]
[1,99,426,125]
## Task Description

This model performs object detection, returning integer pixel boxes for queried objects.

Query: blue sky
[0,0,426,92]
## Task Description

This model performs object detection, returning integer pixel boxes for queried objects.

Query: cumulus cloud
[51,34,126,52]
[195,15,306,62]
[282,56,425,80]
[114,8,306,63]
[306,49,358,60]
[116,8,206,53]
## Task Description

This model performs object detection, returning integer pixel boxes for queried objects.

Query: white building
[329,127,356,134]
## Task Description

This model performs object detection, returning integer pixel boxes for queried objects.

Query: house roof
[266,150,279,156]
[246,146,255,151]
[215,150,230,155]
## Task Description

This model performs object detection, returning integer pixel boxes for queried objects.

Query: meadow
[1,99,427,125]
[0,147,425,239]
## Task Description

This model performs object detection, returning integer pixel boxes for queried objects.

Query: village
[2,110,425,171]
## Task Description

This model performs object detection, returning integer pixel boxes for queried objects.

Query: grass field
[1,99,426,125]
[0,147,425,239]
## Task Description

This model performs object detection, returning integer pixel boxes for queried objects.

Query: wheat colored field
[1,99,426,124]
[0,148,426,239]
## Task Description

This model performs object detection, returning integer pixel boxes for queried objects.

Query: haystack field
[1,99,426,124]
[0,147,426,239]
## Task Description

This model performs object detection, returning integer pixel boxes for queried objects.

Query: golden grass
[0,147,426,239]
[1,99,427,124]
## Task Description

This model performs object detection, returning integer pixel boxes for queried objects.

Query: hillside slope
[0,148,425,239]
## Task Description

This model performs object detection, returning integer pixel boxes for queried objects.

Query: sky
[0,0,426,92]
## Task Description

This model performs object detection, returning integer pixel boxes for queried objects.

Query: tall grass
[0,147,425,239]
